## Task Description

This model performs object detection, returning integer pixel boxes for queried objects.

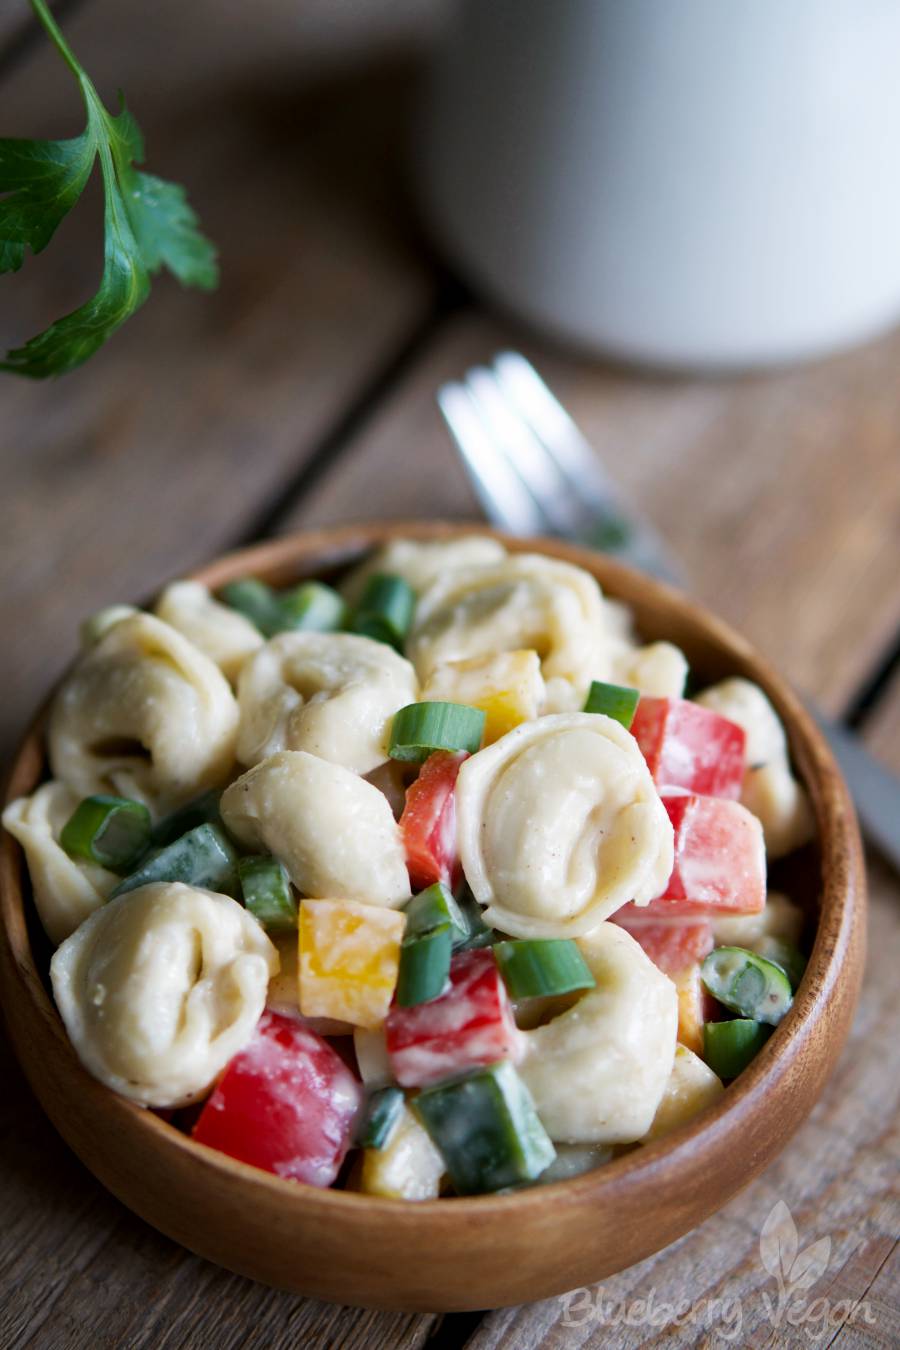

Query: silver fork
[438,350,900,873]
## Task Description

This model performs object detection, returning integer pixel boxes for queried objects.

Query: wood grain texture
[0,1024,437,1350]
[466,717,900,1349]
[466,871,899,1348]
[0,2,897,1334]
[280,309,900,718]
[0,0,438,765]
[0,526,867,1313]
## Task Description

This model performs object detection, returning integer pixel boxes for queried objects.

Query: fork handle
[810,706,900,872]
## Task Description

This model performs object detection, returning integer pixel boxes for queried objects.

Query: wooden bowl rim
[0,520,864,1226]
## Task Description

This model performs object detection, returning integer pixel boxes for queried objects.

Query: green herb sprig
[0,0,217,378]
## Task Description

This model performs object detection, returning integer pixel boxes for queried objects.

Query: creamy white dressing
[50,882,278,1107]
[236,630,416,773]
[2,781,117,944]
[155,580,263,685]
[456,713,674,938]
[48,612,239,816]
[519,924,677,1144]
[221,750,411,907]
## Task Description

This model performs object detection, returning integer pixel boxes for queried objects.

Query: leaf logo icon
[760,1200,798,1285]
[788,1238,831,1294]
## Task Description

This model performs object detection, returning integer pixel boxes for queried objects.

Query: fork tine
[492,351,628,516]
[436,381,547,536]
[462,367,588,536]
[493,352,681,581]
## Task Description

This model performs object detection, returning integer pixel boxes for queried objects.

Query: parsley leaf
[0,128,95,272]
[0,1,217,378]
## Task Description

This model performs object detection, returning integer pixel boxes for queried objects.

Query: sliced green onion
[494,939,596,1000]
[355,1086,405,1150]
[396,925,453,1006]
[701,946,793,1026]
[221,577,347,639]
[754,937,807,992]
[583,680,640,729]
[110,822,239,899]
[220,578,283,637]
[415,1061,556,1195]
[703,1019,772,1079]
[238,855,297,931]
[351,573,416,649]
[404,882,467,945]
[279,581,347,633]
[389,702,485,763]
[60,795,152,873]
[150,789,222,848]
[454,887,497,950]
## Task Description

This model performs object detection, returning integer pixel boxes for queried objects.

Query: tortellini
[456,713,674,938]
[519,923,677,1144]
[407,553,620,710]
[235,631,417,773]
[155,580,262,684]
[421,649,545,743]
[2,782,117,945]
[50,882,278,1107]
[711,889,803,948]
[79,605,138,649]
[614,641,689,699]
[221,751,411,908]
[48,613,239,816]
[695,678,813,857]
[341,535,507,607]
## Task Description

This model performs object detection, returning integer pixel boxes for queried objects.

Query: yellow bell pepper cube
[422,650,544,743]
[672,965,706,1057]
[299,899,405,1029]
[644,1045,724,1143]
[360,1103,445,1200]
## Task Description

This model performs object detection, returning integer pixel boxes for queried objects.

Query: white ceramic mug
[418,0,900,369]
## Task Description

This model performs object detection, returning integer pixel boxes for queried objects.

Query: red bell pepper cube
[192,1011,362,1186]
[631,697,746,799]
[386,948,522,1087]
[638,793,766,918]
[399,750,467,892]
[611,910,714,976]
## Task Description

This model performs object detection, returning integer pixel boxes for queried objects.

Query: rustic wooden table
[1,3,898,1346]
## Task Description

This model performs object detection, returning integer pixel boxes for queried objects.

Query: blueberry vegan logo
[558,1200,877,1339]
[759,1200,831,1326]
[759,1200,875,1337]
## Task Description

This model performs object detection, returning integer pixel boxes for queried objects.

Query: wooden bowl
[0,523,865,1312]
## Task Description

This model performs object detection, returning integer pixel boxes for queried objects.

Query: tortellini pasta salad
[4,536,814,1199]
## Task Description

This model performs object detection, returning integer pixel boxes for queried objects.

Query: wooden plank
[0,0,438,764]
[461,858,899,1348]
[0,2,442,1343]
[279,310,900,717]
[277,310,900,1343]
[833,1242,900,1348]
[0,1018,437,1350]
[464,696,900,1349]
